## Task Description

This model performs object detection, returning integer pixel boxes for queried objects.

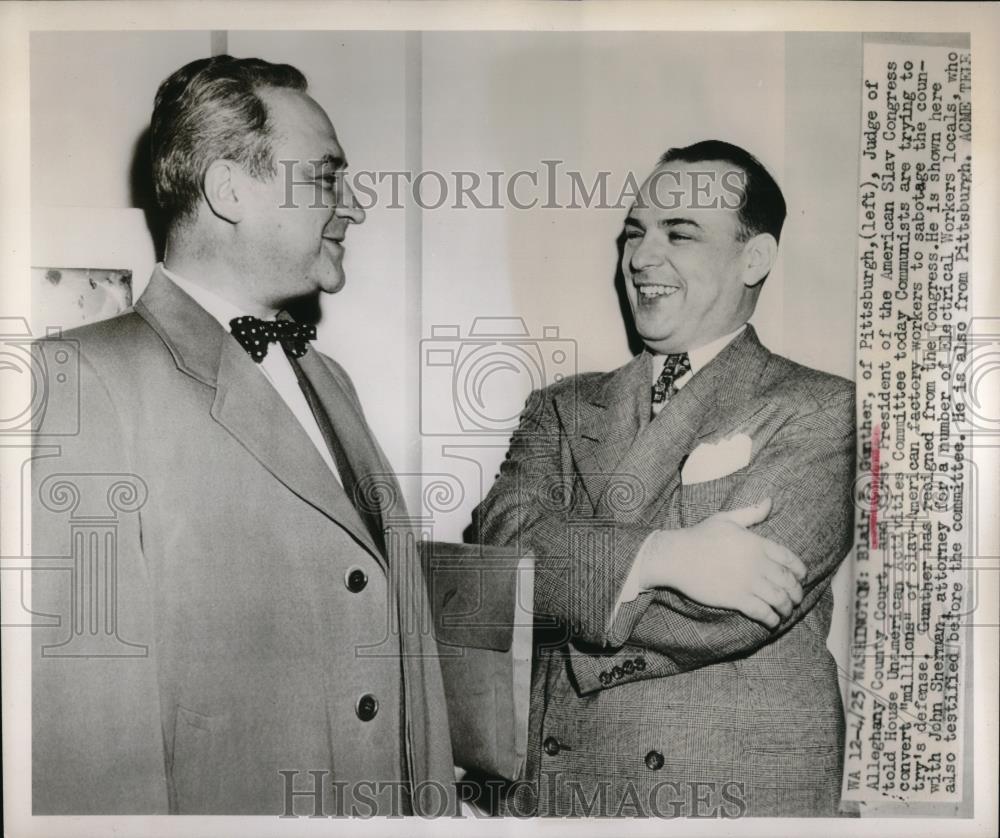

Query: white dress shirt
[614,325,747,612]
[650,326,747,415]
[160,264,342,484]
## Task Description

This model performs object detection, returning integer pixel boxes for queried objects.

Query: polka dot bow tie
[229,316,317,363]
[651,352,692,405]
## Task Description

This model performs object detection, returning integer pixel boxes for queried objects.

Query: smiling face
[238,87,365,308]
[622,159,768,355]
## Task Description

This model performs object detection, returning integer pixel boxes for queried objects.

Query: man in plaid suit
[474,141,855,817]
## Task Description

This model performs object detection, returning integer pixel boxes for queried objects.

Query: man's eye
[669,232,692,242]
[624,229,643,240]
[319,173,345,191]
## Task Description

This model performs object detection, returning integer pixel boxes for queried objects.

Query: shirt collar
[650,324,747,382]
[159,262,279,330]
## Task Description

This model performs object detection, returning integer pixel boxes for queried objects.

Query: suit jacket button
[623,660,635,675]
[356,693,379,721]
[346,568,368,593]
[611,665,624,680]
[634,656,647,672]
[598,671,611,686]
[645,750,665,770]
[543,736,561,756]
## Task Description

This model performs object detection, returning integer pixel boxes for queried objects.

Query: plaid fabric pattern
[472,327,856,817]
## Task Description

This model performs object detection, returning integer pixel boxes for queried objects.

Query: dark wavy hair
[658,140,786,243]
[151,54,307,227]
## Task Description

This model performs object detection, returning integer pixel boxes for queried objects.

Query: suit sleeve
[32,344,169,814]
[472,386,658,648]
[568,385,856,690]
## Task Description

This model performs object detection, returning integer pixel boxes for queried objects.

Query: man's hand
[639,498,807,628]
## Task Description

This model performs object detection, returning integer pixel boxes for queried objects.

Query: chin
[636,318,686,348]
[306,261,345,295]
[640,335,679,351]
[635,316,677,342]
[319,271,346,295]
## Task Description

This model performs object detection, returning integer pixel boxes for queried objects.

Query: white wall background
[31,31,213,210]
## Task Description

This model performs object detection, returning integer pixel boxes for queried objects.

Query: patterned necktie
[229,315,317,363]
[651,352,692,408]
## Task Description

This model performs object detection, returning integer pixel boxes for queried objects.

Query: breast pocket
[171,705,229,813]
[677,466,751,527]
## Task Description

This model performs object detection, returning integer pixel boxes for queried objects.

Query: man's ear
[741,233,778,288]
[202,160,245,224]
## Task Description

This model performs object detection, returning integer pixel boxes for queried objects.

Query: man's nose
[336,178,366,224]
[629,234,664,272]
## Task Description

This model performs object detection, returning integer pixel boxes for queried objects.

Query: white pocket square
[681,433,752,484]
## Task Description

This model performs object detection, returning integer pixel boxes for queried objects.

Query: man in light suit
[32,55,454,816]
[474,141,855,816]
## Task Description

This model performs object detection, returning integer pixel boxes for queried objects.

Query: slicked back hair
[151,54,307,228]
[658,140,786,243]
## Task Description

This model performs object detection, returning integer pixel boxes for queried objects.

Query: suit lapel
[135,269,383,563]
[555,327,772,522]
[608,353,727,523]
[297,348,405,547]
[554,352,651,509]
[212,338,385,561]
[620,326,772,525]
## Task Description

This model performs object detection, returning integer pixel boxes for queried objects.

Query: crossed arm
[472,382,855,676]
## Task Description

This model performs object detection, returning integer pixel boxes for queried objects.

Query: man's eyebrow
[662,217,703,230]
